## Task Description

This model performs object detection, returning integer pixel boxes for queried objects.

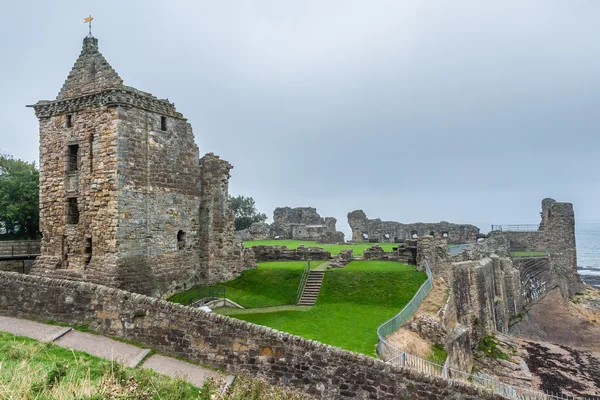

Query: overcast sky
[1,1,599,237]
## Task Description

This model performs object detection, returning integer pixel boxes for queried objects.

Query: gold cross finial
[84,15,94,36]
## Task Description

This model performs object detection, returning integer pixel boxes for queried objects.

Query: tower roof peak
[56,36,124,100]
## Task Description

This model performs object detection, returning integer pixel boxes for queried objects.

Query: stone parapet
[0,271,508,400]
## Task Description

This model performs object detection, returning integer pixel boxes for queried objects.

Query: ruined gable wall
[114,106,202,298]
[32,106,121,284]
[0,271,508,400]
[348,210,479,244]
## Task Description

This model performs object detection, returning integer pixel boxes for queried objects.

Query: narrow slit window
[177,230,186,250]
[66,114,72,128]
[68,144,79,172]
[66,198,79,225]
[85,238,92,264]
[160,116,167,131]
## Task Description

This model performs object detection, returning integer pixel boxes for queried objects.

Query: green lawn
[243,240,399,256]
[0,331,200,399]
[511,251,547,257]
[169,260,325,308]
[216,260,427,356]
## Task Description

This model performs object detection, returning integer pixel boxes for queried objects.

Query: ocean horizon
[576,222,600,288]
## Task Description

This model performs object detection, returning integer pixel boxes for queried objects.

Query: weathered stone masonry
[348,210,480,244]
[28,36,252,298]
[0,271,507,400]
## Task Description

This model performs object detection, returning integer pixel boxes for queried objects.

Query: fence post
[402,352,406,368]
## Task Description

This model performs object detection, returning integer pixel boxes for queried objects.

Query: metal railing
[0,240,41,260]
[376,262,598,400]
[491,224,539,232]
[377,262,433,340]
[189,286,226,306]
[295,260,311,305]
[448,243,475,257]
[510,248,550,258]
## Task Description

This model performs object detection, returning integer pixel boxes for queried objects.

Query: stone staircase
[298,270,325,306]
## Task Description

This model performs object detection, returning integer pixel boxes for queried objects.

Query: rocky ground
[473,334,600,397]
[510,287,600,353]
[505,285,600,396]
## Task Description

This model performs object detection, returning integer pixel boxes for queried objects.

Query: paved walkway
[313,261,330,271]
[217,305,311,315]
[0,315,234,388]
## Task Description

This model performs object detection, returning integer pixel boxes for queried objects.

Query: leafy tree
[0,153,39,239]
[230,195,267,231]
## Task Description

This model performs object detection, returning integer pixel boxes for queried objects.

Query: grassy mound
[169,261,325,308]
[243,240,399,256]
[220,261,427,355]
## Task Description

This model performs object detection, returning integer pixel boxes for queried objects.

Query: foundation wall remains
[0,272,506,400]
[249,245,331,261]
[348,210,480,244]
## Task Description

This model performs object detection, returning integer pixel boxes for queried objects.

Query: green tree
[230,195,267,231]
[0,153,39,239]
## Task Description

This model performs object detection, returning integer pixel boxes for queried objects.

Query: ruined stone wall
[249,245,331,261]
[235,222,270,241]
[489,198,581,297]
[199,154,253,283]
[0,271,507,400]
[348,210,479,244]
[270,207,344,243]
[0,260,34,273]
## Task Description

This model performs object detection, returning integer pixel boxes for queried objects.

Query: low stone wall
[249,245,331,261]
[0,271,505,399]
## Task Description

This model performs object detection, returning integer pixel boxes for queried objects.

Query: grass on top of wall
[0,331,200,399]
[243,240,399,256]
[218,260,427,356]
[169,261,326,308]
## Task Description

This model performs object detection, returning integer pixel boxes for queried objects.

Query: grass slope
[0,331,199,399]
[243,240,399,256]
[0,331,313,400]
[170,261,325,308]
[220,261,427,356]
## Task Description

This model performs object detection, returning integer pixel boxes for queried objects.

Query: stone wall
[269,207,345,243]
[0,260,34,273]
[0,271,507,400]
[363,244,416,265]
[249,245,331,261]
[235,222,270,241]
[347,210,480,244]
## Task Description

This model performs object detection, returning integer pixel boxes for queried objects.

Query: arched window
[411,230,418,239]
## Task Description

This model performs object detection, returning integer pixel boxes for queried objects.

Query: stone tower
[28,36,252,297]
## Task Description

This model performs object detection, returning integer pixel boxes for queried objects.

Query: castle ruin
[236,206,345,243]
[27,35,252,298]
[348,210,480,244]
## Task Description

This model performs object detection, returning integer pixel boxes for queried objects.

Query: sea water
[577,222,600,288]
